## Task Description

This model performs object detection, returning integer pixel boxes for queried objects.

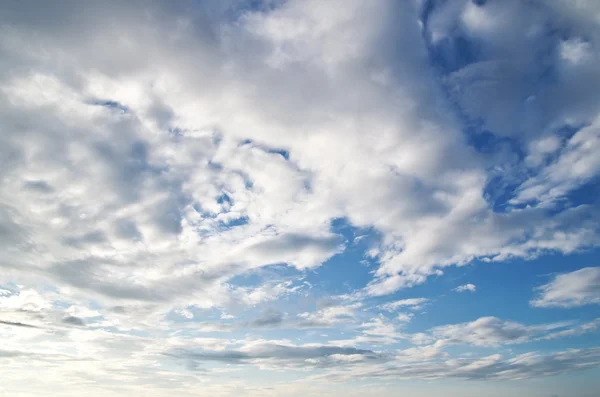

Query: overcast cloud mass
[1,1,600,396]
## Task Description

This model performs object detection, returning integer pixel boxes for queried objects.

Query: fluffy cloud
[2,0,599,307]
[531,267,600,308]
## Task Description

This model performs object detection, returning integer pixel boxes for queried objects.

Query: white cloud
[560,38,592,65]
[379,298,429,312]
[1,0,598,305]
[297,303,362,328]
[396,312,414,323]
[514,120,600,205]
[220,312,235,320]
[454,284,476,293]
[531,267,600,308]
[431,317,598,346]
[176,309,194,319]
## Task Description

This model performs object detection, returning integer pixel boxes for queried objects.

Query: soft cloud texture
[531,267,600,308]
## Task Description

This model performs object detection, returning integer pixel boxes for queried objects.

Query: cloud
[297,303,362,328]
[234,280,303,306]
[453,284,476,293]
[316,347,600,382]
[166,340,387,370]
[61,316,86,326]
[430,316,588,347]
[327,315,599,349]
[513,121,600,206]
[531,267,600,308]
[396,313,414,323]
[249,309,285,328]
[379,298,429,312]
[0,320,40,328]
[2,0,597,312]
[7,0,600,320]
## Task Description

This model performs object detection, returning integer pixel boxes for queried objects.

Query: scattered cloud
[454,284,477,293]
[379,298,429,312]
[531,267,600,308]
[430,317,583,347]
[315,347,600,382]
[297,303,362,328]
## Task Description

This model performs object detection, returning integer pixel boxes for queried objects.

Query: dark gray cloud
[250,233,344,257]
[0,320,40,328]
[61,316,86,327]
[22,180,54,193]
[167,343,383,365]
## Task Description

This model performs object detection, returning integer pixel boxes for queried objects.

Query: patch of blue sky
[303,218,376,295]
[218,215,249,228]
[415,249,600,328]
[238,138,291,160]
[483,175,526,213]
[88,99,129,113]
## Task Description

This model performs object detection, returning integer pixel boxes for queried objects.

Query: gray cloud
[167,343,385,368]
[22,180,54,193]
[248,309,284,328]
[0,320,40,328]
[61,316,86,327]
[317,347,600,382]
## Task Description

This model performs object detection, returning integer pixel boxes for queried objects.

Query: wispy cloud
[531,267,600,308]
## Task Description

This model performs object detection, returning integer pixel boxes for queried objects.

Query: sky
[1,0,600,396]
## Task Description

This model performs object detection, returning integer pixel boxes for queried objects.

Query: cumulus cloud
[531,267,600,308]
[2,0,598,308]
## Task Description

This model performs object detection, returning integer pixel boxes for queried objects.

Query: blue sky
[0,0,600,396]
